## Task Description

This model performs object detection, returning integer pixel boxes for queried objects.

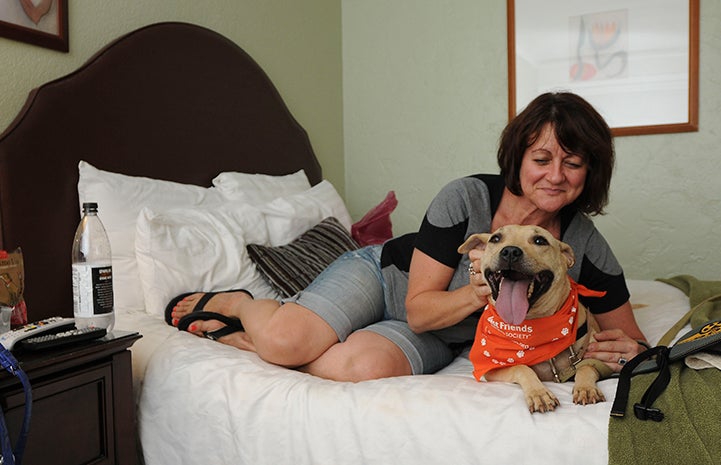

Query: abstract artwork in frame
[0,0,68,52]
[507,0,698,136]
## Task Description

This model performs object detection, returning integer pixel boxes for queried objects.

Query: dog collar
[470,278,606,380]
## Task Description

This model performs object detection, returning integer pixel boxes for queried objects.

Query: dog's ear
[457,233,491,254]
[559,241,575,269]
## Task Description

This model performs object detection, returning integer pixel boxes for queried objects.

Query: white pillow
[134,181,352,317]
[212,169,311,204]
[77,161,225,313]
[135,204,281,318]
[258,180,352,245]
[78,162,318,314]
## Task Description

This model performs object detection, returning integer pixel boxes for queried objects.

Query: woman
[168,92,647,381]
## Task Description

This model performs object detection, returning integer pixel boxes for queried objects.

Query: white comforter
[119,280,691,465]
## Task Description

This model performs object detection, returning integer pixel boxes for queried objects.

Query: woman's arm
[405,248,489,333]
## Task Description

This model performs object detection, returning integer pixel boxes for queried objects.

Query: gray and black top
[379,174,630,346]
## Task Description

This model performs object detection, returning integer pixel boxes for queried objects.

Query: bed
[0,22,705,465]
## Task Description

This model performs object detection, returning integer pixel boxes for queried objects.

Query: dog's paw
[525,388,560,413]
[572,385,606,405]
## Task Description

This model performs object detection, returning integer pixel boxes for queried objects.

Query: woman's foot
[184,317,256,351]
[168,290,255,350]
[169,289,252,324]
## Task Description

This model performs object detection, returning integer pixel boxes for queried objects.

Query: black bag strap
[611,295,721,423]
[0,344,32,465]
[611,345,670,421]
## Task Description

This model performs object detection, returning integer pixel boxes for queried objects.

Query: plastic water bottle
[71,202,115,331]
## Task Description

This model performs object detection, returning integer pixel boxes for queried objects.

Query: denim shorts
[281,245,455,374]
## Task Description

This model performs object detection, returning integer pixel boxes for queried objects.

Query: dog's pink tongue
[495,278,531,325]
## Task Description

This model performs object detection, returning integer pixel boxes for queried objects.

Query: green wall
[2,1,719,280]
[0,0,344,190]
[343,0,721,280]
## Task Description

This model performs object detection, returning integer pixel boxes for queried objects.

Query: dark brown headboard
[0,22,322,322]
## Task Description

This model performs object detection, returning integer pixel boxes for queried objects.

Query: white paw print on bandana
[481,338,487,346]
[483,350,491,357]
[516,350,525,359]
[561,327,569,336]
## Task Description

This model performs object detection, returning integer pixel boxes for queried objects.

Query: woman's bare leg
[299,331,412,382]
[170,292,339,366]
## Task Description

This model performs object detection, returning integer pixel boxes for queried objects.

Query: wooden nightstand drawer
[3,362,114,464]
[0,331,141,465]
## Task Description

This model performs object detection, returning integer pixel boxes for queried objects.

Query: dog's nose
[500,246,523,264]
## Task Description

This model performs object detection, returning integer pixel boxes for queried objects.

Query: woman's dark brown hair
[497,92,614,216]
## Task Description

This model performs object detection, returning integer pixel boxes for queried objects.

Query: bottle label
[72,264,114,316]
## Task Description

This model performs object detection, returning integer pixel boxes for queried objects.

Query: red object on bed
[351,190,398,246]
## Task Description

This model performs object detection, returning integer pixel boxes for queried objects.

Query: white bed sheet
[120,280,690,465]
[114,311,175,400]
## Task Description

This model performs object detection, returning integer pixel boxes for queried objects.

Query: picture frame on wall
[0,0,68,52]
[507,0,699,136]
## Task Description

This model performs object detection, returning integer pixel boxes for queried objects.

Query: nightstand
[0,330,142,465]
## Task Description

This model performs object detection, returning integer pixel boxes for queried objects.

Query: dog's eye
[489,233,501,243]
[533,235,549,246]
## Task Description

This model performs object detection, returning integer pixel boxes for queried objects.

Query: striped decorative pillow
[246,217,360,298]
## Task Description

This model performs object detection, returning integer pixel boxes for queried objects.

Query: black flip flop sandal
[176,311,245,340]
[164,289,253,326]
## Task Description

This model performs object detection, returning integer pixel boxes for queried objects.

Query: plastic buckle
[634,403,664,422]
[569,352,581,366]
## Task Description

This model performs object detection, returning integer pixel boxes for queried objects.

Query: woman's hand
[467,249,491,310]
[584,301,648,372]
[584,329,646,372]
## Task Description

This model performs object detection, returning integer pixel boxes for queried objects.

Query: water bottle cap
[82,202,98,213]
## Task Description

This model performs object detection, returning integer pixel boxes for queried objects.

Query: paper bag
[0,248,28,326]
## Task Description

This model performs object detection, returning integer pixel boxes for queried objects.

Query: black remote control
[15,326,107,351]
[0,317,76,350]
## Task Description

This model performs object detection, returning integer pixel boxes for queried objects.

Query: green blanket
[657,275,721,345]
[608,275,721,465]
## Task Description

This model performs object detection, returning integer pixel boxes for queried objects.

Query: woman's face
[519,124,588,214]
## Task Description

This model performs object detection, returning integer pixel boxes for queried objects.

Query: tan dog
[458,225,612,413]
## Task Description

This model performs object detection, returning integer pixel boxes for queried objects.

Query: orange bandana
[470,278,606,380]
